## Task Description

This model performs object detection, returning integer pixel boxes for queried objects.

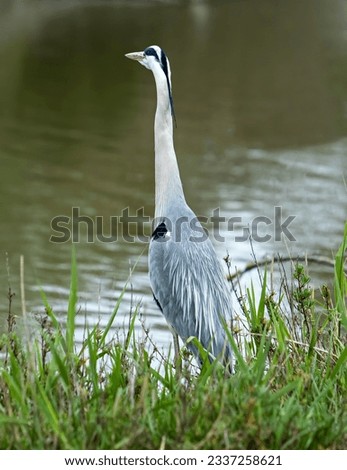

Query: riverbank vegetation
[0,225,346,449]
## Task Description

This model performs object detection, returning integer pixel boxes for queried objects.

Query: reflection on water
[1,0,346,348]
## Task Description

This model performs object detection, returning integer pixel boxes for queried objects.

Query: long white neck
[151,65,185,220]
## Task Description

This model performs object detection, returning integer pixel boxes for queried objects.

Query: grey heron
[125,45,232,368]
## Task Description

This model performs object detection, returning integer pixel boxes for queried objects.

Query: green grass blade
[100,247,146,345]
[35,379,70,448]
[330,345,347,380]
[66,245,78,356]
[334,222,347,327]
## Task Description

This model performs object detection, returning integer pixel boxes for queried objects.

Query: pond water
[1,0,346,349]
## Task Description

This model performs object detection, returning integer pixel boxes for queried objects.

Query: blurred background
[0,0,346,347]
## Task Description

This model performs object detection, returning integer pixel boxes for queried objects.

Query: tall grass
[0,226,346,449]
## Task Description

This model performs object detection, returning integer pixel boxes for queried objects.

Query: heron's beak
[125,51,145,62]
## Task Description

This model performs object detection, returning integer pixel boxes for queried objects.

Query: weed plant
[0,226,346,449]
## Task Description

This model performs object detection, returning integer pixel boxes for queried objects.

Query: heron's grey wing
[149,222,232,361]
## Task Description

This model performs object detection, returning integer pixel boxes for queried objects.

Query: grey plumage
[125,45,232,367]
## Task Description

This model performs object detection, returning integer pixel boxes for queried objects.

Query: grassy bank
[0,226,346,449]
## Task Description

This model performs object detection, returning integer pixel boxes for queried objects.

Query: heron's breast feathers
[149,235,232,344]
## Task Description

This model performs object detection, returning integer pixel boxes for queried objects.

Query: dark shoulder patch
[152,221,167,240]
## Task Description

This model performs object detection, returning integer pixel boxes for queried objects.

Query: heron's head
[125,45,171,79]
[125,45,176,124]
